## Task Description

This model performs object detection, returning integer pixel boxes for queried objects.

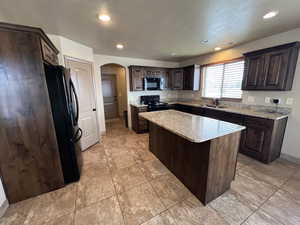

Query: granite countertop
[171,101,289,120]
[140,110,245,143]
[131,101,289,120]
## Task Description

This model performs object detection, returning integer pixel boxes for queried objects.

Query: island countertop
[140,110,246,143]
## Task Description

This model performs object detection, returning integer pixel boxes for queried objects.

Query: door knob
[93,108,96,111]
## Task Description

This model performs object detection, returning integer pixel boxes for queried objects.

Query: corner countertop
[140,110,246,143]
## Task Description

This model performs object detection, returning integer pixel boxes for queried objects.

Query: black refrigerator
[44,64,83,184]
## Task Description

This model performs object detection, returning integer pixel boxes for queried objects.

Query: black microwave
[143,77,164,90]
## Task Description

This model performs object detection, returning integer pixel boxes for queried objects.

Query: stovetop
[147,101,168,106]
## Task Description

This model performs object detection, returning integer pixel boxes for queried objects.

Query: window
[202,59,244,99]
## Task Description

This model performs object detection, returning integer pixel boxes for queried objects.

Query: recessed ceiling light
[214,47,222,51]
[98,14,111,22]
[116,44,124,49]
[171,53,176,56]
[201,40,208,44]
[263,11,278,19]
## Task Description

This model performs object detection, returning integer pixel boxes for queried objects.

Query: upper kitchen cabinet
[242,42,300,91]
[129,66,145,91]
[183,65,200,90]
[170,68,184,90]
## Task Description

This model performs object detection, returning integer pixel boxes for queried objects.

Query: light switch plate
[265,97,271,103]
[247,96,255,103]
[286,98,294,105]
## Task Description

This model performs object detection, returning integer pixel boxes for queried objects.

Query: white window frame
[201,58,244,101]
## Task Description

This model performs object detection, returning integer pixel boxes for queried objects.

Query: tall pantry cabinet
[0,23,64,203]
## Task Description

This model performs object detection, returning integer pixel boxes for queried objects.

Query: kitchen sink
[205,104,227,109]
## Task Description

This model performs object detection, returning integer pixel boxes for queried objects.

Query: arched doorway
[100,63,128,127]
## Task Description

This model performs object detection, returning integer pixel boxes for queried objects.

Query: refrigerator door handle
[70,80,79,125]
[72,128,82,143]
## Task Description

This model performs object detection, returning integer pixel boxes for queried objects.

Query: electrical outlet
[247,96,255,103]
[265,97,271,103]
[286,98,294,105]
[272,98,281,104]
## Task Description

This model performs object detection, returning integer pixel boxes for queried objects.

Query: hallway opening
[101,64,128,130]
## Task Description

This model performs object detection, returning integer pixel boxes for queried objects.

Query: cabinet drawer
[244,116,273,128]
[41,39,58,65]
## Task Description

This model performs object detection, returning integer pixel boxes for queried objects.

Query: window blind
[202,60,244,99]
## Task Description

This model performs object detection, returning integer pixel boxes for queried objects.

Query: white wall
[93,54,179,133]
[179,27,300,159]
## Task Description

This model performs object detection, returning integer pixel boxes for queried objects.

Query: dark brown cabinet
[243,55,265,89]
[131,105,148,133]
[170,68,184,90]
[41,39,59,65]
[242,42,300,91]
[183,65,200,91]
[0,23,64,203]
[129,66,144,91]
[128,65,200,91]
[173,104,287,163]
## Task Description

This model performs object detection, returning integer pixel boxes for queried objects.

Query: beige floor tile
[23,184,77,225]
[151,173,192,208]
[76,166,115,209]
[4,197,35,218]
[238,159,296,187]
[140,159,170,180]
[82,147,107,168]
[107,151,138,172]
[209,190,253,225]
[135,149,156,162]
[293,170,300,179]
[260,190,300,225]
[112,164,148,193]
[46,213,74,225]
[118,182,165,225]
[243,209,283,225]
[231,174,277,210]
[0,213,26,225]
[141,211,177,225]
[236,153,254,170]
[74,196,124,225]
[281,178,300,204]
[168,195,228,225]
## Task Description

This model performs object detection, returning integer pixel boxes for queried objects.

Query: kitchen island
[140,110,245,205]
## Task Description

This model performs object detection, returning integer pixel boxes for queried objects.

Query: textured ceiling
[1,0,300,61]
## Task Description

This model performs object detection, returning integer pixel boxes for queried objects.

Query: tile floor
[1,119,300,225]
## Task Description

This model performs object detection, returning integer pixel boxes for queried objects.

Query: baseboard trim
[0,199,9,217]
[281,153,300,165]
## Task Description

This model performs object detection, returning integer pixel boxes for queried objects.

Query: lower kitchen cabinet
[173,104,288,163]
[240,116,287,163]
[131,105,148,133]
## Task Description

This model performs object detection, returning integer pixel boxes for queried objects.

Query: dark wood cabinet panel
[129,66,144,91]
[263,49,290,89]
[0,23,64,203]
[242,42,300,91]
[170,69,184,90]
[183,65,200,91]
[242,55,265,89]
[41,39,59,65]
[240,117,273,162]
[130,105,148,133]
[173,104,287,163]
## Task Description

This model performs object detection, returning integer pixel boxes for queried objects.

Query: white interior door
[65,57,99,151]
